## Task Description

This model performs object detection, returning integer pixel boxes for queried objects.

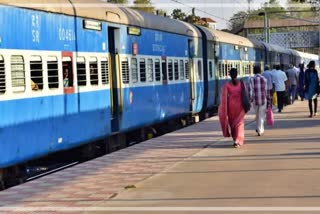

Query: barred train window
[0,56,5,94]
[89,57,98,85]
[168,59,173,81]
[101,58,109,84]
[139,59,146,82]
[198,60,202,80]
[30,56,43,90]
[179,60,184,80]
[224,63,228,76]
[174,60,179,80]
[122,58,129,84]
[218,63,222,77]
[47,56,59,89]
[131,58,138,83]
[11,55,25,93]
[209,61,213,78]
[162,59,167,81]
[77,57,86,86]
[155,59,161,81]
[147,59,153,82]
[185,61,189,79]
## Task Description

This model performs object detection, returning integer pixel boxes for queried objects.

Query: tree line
[229,0,320,32]
[108,0,208,27]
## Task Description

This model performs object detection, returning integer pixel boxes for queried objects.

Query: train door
[108,27,122,132]
[188,39,196,112]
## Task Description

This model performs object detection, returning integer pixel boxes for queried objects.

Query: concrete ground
[89,100,320,213]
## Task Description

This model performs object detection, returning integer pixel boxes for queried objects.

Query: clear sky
[147,0,288,30]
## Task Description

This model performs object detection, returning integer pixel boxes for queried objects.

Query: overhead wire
[169,0,231,23]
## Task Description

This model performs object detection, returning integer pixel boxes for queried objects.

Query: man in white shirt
[273,64,288,113]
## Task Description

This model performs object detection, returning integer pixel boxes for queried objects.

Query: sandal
[233,143,241,148]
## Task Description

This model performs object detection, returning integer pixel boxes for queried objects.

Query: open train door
[213,42,220,106]
[108,26,123,133]
[188,39,196,113]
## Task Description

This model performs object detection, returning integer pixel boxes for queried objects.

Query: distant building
[198,17,216,30]
[238,18,320,54]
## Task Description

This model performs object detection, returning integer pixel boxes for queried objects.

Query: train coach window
[227,63,232,73]
[139,59,146,82]
[218,63,222,77]
[155,59,161,82]
[209,61,213,78]
[77,57,86,86]
[162,59,167,82]
[224,63,228,76]
[131,58,138,83]
[101,59,109,85]
[11,55,26,93]
[174,60,179,80]
[185,61,189,79]
[47,56,59,89]
[0,56,5,94]
[147,59,153,82]
[89,58,98,85]
[168,59,173,81]
[179,60,184,80]
[30,56,43,90]
[198,60,202,80]
[122,58,129,84]
[62,57,73,87]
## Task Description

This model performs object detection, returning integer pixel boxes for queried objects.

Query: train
[0,0,319,186]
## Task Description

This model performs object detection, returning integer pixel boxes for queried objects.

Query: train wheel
[0,169,5,190]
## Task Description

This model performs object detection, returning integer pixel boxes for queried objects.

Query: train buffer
[1,100,320,213]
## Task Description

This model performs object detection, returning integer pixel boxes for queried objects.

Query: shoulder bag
[240,80,251,113]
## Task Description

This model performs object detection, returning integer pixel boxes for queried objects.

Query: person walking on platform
[249,66,268,136]
[262,65,273,107]
[218,68,246,148]
[304,61,319,117]
[273,64,288,113]
[287,64,299,104]
[298,63,305,101]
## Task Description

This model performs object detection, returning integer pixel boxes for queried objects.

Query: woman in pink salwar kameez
[218,68,246,148]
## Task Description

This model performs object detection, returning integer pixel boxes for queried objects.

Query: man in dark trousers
[272,64,288,113]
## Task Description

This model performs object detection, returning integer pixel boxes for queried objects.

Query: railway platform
[1,100,320,213]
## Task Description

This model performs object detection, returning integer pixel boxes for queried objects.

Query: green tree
[171,9,187,21]
[228,11,248,32]
[228,0,287,32]
[132,0,155,14]
[286,0,318,18]
[156,9,167,16]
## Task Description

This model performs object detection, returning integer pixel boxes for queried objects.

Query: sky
[144,0,288,30]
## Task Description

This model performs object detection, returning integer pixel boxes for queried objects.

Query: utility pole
[248,0,253,13]
[259,10,269,43]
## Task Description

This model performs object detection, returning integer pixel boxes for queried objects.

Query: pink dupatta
[218,84,230,137]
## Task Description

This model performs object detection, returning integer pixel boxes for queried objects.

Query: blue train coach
[0,0,205,184]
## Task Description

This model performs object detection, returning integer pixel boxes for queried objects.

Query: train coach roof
[298,51,319,60]
[211,30,255,48]
[262,42,292,55]
[0,0,201,37]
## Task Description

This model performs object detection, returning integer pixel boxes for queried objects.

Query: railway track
[1,112,216,191]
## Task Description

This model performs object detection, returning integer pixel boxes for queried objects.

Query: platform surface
[1,100,320,214]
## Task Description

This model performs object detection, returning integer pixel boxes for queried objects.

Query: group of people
[218,60,319,148]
